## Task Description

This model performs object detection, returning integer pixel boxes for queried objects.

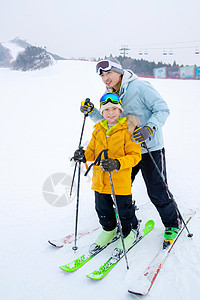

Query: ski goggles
[100,93,122,106]
[96,60,123,75]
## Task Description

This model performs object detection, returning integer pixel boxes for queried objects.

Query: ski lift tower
[120,45,130,57]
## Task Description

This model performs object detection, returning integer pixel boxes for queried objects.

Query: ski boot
[163,227,180,249]
[89,228,117,254]
[112,228,139,259]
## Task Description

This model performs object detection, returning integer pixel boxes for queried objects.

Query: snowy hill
[0,60,200,300]
[0,38,66,67]
[3,41,25,60]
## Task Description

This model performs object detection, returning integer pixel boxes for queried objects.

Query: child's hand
[72,147,86,163]
[101,158,120,172]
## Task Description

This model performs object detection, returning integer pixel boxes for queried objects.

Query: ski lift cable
[134,45,200,51]
[131,40,200,48]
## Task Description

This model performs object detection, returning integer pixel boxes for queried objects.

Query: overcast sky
[1,0,200,65]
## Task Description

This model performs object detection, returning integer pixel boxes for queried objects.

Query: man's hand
[101,158,120,172]
[132,125,154,143]
[80,100,94,114]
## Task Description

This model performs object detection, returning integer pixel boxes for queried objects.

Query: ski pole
[71,98,91,251]
[72,159,81,251]
[70,98,90,196]
[141,142,193,238]
[104,149,130,270]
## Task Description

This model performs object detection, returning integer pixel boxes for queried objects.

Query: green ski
[59,235,119,272]
[86,220,154,280]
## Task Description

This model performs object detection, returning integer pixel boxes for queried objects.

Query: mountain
[0,37,66,68]
[0,43,13,67]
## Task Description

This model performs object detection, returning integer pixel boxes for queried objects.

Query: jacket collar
[100,117,127,135]
[106,69,138,97]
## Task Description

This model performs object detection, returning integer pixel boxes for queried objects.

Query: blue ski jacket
[89,70,170,154]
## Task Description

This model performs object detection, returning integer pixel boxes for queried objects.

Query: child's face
[102,107,122,125]
[100,71,122,90]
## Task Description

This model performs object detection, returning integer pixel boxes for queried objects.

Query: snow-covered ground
[1,60,200,300]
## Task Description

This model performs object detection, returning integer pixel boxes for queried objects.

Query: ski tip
[86,273,104,280]
[48,240,64,248]
[128,289,146,296]
[59,265,71,272]
[147,219,155,226]
[86,274,99,280]
[144,220,155,233]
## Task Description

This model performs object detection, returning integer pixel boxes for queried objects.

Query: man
[81,57,182,245]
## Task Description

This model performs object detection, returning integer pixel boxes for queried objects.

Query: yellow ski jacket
[84,117,141,195]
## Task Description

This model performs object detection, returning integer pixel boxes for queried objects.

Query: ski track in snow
[0,61,200,300]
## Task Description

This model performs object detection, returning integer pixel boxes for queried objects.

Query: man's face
[100,71,122,90]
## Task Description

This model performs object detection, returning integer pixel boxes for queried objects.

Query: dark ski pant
[94,191,138,237]
[131,148,181,228]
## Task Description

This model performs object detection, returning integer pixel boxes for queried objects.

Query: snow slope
[2,41,25,61]
[0,61,200,300]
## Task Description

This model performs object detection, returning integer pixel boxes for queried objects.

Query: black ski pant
[94,191,138,237]
[131,148,181,228]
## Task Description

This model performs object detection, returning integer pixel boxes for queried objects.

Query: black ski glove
[101,158,120,172]
[132,125,154,143]
[73,148,86,163]
[80,100,94,114]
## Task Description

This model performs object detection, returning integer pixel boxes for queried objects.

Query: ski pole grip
[84,98,91,117]
[85,98,90,104]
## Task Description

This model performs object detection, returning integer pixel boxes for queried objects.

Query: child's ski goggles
[96,60,123,75]
[100,93,122,106]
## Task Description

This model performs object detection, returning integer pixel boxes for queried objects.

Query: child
[74,93,141,254]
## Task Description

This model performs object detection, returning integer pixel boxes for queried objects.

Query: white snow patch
[0,60,200,300]
[2,41,24,60]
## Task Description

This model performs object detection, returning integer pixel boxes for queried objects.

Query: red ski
[128,210,195,295]
[48,227,99,248]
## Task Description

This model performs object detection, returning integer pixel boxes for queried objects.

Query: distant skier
[81,57,182,244]
[74,93,141,254]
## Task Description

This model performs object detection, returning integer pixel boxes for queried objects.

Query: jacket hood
[122,69,138,84]
[95,115,139,136]
[126,114,140,134]
[106,69,138,94]
[99,117,127,135]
